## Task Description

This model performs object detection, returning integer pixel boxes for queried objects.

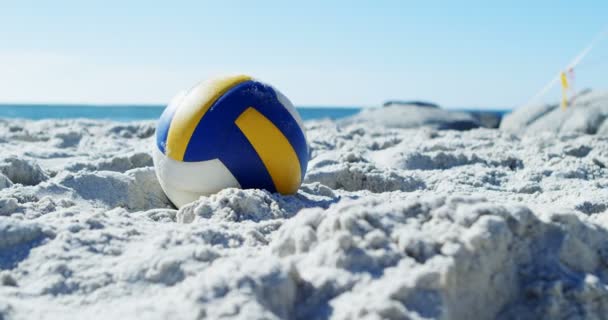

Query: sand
[1,116,608,319]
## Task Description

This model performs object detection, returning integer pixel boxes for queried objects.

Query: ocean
[0,104,362,121]
[0,104,511,125]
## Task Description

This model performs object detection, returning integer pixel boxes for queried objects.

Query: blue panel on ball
[220,129,277,192]
[183,80,308,189]
[156,95,181,154]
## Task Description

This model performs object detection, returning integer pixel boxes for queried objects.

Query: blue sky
[0,0,607,109]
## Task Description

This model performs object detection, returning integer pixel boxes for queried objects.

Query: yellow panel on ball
[166,74,252,161]
[235,107,302,194]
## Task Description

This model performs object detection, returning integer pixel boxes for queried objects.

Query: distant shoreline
[0,104,510,123]
[0,104,362,121]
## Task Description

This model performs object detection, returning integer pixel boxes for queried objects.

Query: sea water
[0,104,362,121]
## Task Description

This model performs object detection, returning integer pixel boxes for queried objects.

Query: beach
[1,108,608,319]
[2,0,607,317]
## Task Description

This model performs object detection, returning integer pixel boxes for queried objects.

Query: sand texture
[1,116,608,319]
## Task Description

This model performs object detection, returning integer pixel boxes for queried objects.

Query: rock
[341,105,480,131]
[500,103,557,132]
[466,110,505,128]
[501,89,608,134]
[382,100,440,109]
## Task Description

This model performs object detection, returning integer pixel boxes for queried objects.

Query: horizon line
[0,102,513,111]
[0,102,367,109]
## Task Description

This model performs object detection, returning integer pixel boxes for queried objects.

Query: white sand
[1,117,608,319]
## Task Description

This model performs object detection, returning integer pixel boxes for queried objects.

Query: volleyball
[153,75,308,208]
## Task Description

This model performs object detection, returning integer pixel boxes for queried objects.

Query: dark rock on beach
[382,100,440,109]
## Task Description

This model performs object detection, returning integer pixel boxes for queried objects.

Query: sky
[0,0,607,109]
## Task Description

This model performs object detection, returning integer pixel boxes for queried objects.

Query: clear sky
[0,0,607,109]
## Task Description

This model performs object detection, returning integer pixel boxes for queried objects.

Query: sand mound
[273,196,608,319]
[58,167,171,211]
[0,156,49,186]
[177,185,339,223]
[65,152,153,173]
